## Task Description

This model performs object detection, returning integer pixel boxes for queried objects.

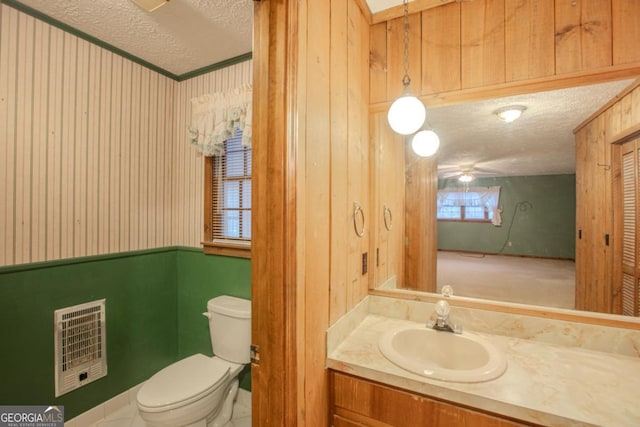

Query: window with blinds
[204,129,252,256]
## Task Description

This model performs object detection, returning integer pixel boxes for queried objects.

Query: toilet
[136,295,251,427]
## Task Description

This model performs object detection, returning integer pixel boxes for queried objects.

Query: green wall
[437,174,576,259]
[0,248,251,419]
[176,248,252,390]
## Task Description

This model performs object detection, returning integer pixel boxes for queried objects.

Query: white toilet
[136,295,251,427]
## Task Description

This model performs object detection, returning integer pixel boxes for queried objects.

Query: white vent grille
[54,299,107,397]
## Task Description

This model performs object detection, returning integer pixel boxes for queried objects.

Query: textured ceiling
[366,0,403,13]
[15,0,253,76]
[430,79,635,179]
[12,0,635,179]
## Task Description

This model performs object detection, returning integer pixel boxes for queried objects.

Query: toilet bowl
[136,296,251,427]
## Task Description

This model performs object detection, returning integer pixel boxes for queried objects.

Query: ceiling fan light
[494,105,526,123]
[459,173,474,183]
[411,129,440,157]
[130,0,170,12]
[388,94,426,135]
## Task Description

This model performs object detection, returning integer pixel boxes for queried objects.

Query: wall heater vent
[54,299,107,397]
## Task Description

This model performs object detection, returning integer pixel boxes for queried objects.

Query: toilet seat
[137,354,230,413]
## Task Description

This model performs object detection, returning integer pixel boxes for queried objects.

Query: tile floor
[65,384,251,427]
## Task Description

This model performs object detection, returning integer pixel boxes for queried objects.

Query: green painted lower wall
[175,248,252,390]
[0,248,252,419]
[438,174,576,259]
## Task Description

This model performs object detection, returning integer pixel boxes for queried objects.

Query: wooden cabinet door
[331,371,536,427]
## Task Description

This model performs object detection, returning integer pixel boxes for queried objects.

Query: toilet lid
[137,354,230,410]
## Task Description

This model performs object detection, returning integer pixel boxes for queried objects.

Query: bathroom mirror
[370,76,638,315]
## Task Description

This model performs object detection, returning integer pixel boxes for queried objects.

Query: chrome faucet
[427,300,462,334]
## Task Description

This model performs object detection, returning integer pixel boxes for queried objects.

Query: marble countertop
[327,314,640,427]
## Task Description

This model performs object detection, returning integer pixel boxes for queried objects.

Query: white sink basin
[378,327,507,383]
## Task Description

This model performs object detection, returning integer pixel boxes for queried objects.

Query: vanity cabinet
[330,371,537,427]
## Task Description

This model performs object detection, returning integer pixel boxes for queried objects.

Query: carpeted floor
[436,251,575,309]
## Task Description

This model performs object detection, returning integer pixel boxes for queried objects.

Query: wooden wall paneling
[618,88,635,132]
[251,0,298,424]
[460,0,506,89]
[403,148,437,292]
[371,115,385,287]
[577,116,612,312]
[330,0,349,324]
[370,22,387,105]
[612,0,640,66]
[555,0,612,75]
[575,128,587,309]
[304,0,331,424]
[601,114,614,314]
[505,0,554,82]
[421,2,461,95]
[371,114,405,289]
[347,0,370,308]
[386,13,422,102]
[358,1,371,303]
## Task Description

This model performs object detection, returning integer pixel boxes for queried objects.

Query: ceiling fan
[438,164,498,182]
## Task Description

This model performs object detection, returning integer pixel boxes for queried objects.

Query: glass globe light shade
[387,95,426,135]
[411,129,440,157]
[495,105,526,123]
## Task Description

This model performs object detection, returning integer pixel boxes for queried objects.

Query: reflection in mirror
[372,78,637,313]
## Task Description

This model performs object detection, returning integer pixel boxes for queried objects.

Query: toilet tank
[206,296,251,364]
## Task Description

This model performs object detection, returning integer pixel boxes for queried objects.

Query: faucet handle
[435,300,450,317]
[441,285,454,298]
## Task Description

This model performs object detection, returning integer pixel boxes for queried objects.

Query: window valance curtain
[187,84,252,157]
[437,186,502,225]
[437,186,500,207]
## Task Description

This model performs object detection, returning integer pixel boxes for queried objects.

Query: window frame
[203,139,252,259]
[437,205,492,223]
[436,187,499,223]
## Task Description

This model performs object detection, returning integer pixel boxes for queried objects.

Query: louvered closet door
[620,139,640,316]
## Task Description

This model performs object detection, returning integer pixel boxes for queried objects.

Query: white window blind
[212,129,252,244]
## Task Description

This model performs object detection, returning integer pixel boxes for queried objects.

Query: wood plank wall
[0,4,252,266]
[575,82,640,313]
[250,0,370,424]
[370,0,640,106]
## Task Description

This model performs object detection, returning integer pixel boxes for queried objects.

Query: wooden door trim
[251,0,299,425]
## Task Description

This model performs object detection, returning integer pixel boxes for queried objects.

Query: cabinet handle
[353,202,365,237]
[605,234,610,246]
[383,205,393,231]
[578,229,582,239]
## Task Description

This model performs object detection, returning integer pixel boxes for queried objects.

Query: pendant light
[387,0,426,135]
[411,128,440,157]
